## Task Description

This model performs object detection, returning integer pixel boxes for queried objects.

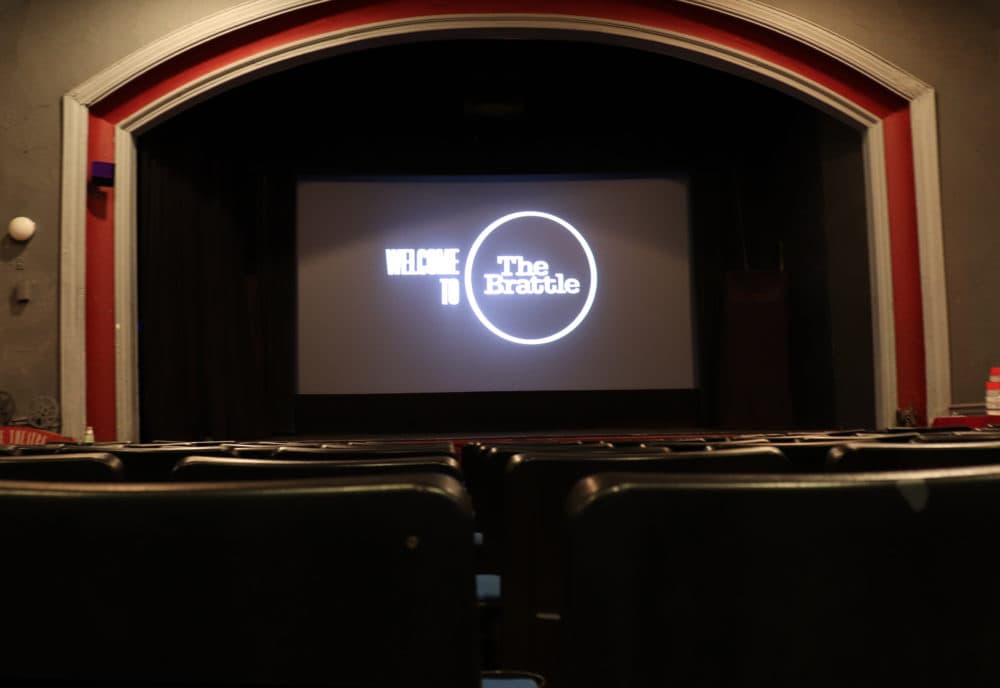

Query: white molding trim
[62,0,948,435]
[676,0,929,99]
[69,0,330,106]
[114,126,140,442]
[910,90,951,422]
[861,122,898,428]
[59,95,89,440]
[66,0,933,105]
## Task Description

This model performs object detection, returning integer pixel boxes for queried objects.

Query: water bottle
[987,368,1000,415]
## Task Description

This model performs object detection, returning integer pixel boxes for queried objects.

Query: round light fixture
[8,216,36,242]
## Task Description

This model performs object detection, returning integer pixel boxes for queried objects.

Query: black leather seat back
[829,440,1000,470]
[171,454,462,481]
[100,444,231,480]
[500,446,789,679]
[0,473,479,687]
[0,452,124,481]
[564,466,1000,688]
[466,443,652,569]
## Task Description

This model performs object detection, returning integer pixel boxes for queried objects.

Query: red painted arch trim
[86,115,117,442]
[92,0,907,123]
[883,108,926,424]
[84,0,923,435]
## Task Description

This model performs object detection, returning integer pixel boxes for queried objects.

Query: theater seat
[827,440,1000,470]
[225,440,457,459]
[170,454,462,481]
[462,442,651,573]
[94,443,231,480]
[499,446,789,683]
[480,671,545,687]
[0,452,124,481]
[563,466,1000,687]
[0,473,479,687]
[761,433,908,471]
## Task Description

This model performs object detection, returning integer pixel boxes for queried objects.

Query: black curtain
[132,39,872,437]
[137,122,295,441]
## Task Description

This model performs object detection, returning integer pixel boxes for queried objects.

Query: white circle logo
[463,211,598,345]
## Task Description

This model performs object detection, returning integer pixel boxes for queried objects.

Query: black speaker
[90,161,114,188]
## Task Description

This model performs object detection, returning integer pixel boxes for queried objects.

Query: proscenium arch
[60,0,948,441]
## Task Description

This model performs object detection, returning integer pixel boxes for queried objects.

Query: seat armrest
[481,670,546,687]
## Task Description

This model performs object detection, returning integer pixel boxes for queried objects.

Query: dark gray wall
[759,0,1000,405]
[0,0,241,424]
[0,0,996,430]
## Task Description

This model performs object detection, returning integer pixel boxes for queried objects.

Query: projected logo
[385,211,598,345]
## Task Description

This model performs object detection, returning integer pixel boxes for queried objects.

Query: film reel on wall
[0,391,60,429]
[0,391,14,426]
[27,396,60,430]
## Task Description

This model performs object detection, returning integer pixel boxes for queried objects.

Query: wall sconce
[8,217,36,242]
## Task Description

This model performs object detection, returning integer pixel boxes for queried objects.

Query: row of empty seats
[6,429,1000,481]
[460,430,1000,684]
[0,439,460,481]
[1,429,1000,686]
